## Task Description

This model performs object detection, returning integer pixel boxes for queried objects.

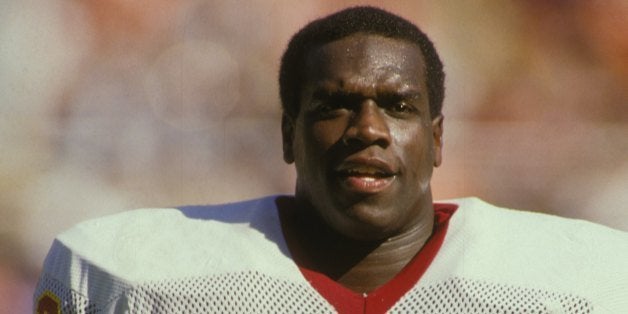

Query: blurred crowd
[1,1,626,312]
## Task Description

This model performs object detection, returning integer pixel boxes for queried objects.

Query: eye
[310,92,360,119]
[315,97,343,113]
[389,101,416,113]
[381,95,419,117]
[308,94,351,119]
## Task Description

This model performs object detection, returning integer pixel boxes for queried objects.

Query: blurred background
[1,0,626,312]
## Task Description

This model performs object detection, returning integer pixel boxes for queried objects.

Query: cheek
[293,119,343,168]
[391,125,434,175]
[309,120,347,149]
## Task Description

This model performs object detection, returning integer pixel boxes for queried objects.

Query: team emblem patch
[36,290,61,314]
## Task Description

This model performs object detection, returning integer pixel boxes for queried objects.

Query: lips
[334,158,397,194]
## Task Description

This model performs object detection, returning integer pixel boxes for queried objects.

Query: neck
[279,197,435,293]
[335,218,433,293]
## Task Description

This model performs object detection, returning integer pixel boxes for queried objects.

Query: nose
[342,100,391,148]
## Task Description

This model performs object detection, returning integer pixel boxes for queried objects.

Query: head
[280,6,445,240]
[280,6,444,121]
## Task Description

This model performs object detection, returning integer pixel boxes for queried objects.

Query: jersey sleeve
[33,239,131,313]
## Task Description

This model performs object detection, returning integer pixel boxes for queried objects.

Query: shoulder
[48,195,292,282]
[63,195,279,235]
[441,197,628,262]
[434,197,628,308]
[59,195,281,247]
[35,195,309,310]
[447,197,628,246]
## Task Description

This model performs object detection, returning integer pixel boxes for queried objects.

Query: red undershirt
[278,199,458,314]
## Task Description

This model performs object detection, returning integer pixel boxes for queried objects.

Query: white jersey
[34,196,628,313]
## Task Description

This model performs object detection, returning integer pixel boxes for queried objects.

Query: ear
[432,114,444,167]
[281,114,295,164]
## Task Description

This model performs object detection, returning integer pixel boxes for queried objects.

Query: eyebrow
[311,86,423,101]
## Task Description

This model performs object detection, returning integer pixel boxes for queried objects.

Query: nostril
[341,124,391,148]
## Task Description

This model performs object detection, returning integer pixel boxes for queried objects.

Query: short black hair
[279,6,445,119]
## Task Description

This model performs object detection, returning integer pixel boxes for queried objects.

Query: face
[282,34,443,240]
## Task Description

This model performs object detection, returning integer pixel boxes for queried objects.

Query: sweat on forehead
[303,34,426,100]
[279,6,444,120]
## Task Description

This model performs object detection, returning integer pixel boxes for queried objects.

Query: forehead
[303,34,426,91]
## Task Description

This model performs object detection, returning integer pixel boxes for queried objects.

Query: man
[35,6,627,313]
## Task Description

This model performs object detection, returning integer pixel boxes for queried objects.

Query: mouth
[334,159,397,194]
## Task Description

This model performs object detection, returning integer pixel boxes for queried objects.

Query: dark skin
[281,34,444,293]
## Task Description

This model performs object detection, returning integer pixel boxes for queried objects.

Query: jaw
[296,179,433,241]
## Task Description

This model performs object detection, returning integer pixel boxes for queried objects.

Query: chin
[335,206,404,241]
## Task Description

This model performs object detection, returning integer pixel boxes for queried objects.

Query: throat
[333,224,434,293]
